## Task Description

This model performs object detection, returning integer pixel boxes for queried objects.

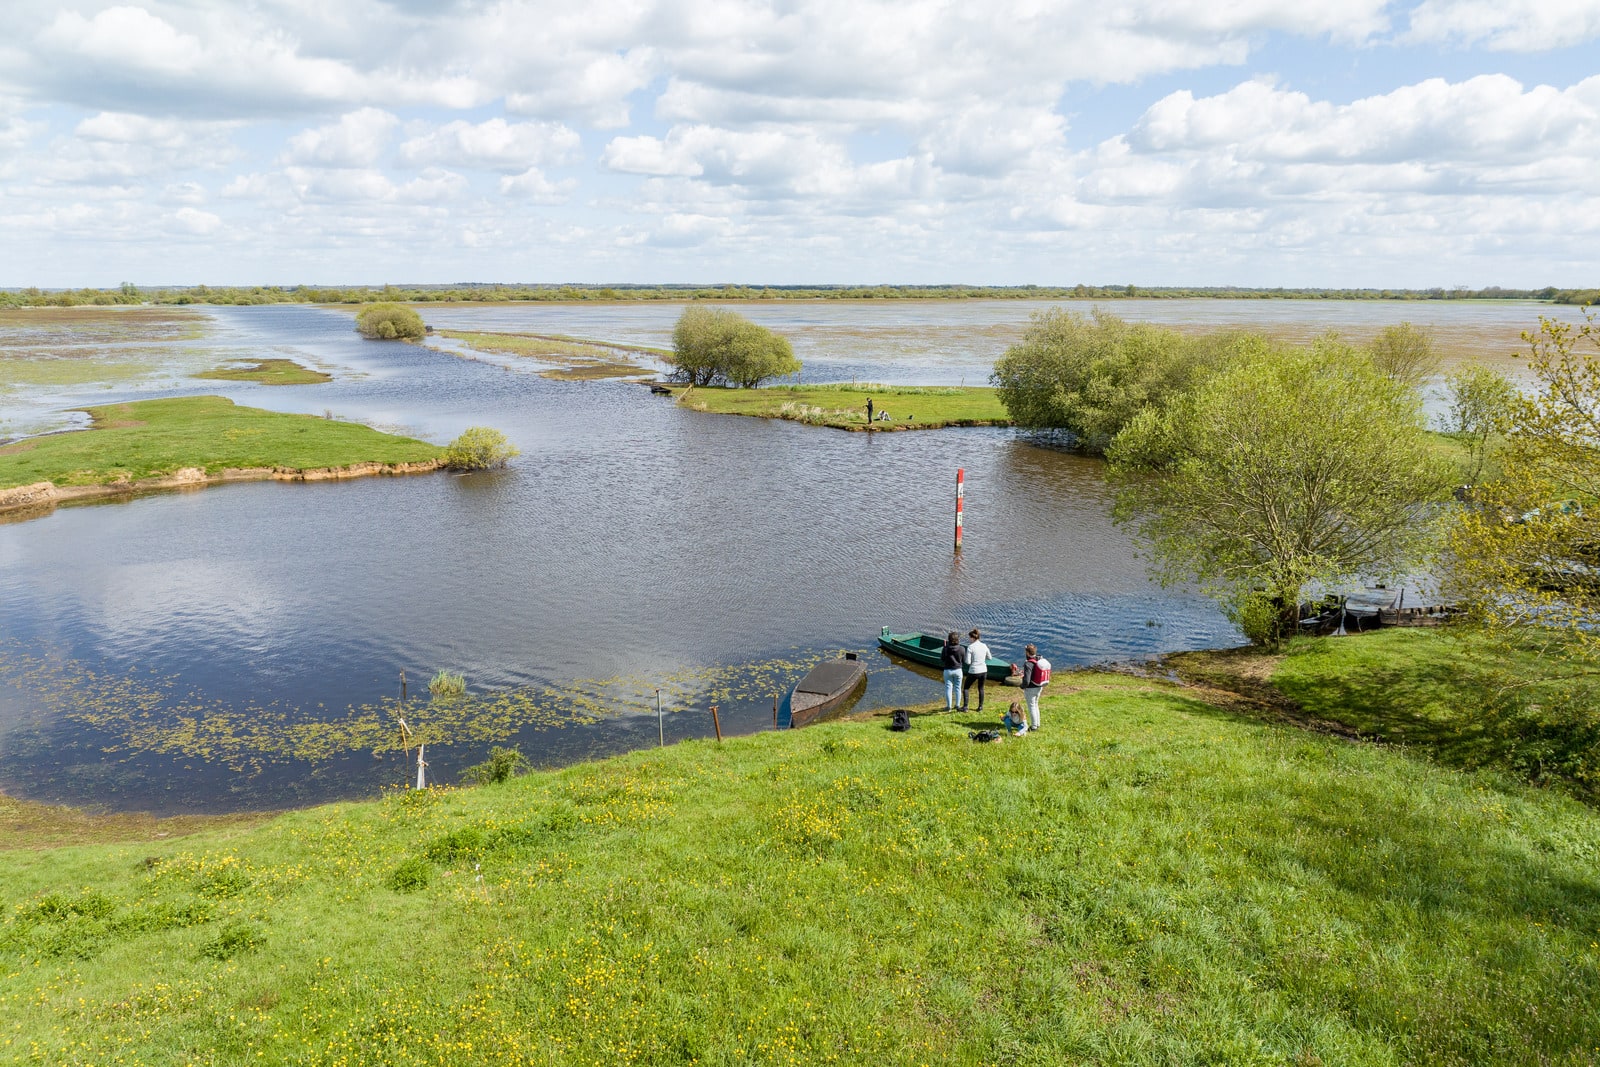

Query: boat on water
[778,654,868,729]
[877,627,1015,681]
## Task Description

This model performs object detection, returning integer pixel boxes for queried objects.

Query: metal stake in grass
[415,744,427,790]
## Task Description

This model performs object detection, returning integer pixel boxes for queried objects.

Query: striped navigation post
[954,468,965,552]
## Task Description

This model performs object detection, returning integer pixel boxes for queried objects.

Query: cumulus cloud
[399,118,581,172]
[283,108,399,167]
[1405,0,1600,51]
[498,167,576,202]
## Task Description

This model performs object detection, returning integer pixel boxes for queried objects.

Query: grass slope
[677,383,1011,431]
[0,396,442,489]
[1176,627,1600,798]
[2,676,1596,1065]
[195,360,332,386]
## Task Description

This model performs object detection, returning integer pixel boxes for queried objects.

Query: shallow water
[0,299,1573,812]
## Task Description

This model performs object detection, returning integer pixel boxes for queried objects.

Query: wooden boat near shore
[779,654,868,729]
[878,627,1015,681]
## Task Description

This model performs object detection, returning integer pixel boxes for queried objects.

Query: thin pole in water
[400,668,407,704]
[710,704,723,743]
[656,689,664,748]
[954,467,965,552]
[772,695,778,730]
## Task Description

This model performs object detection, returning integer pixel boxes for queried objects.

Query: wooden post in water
[710,704,723,742]
[954,468,965,552]
[400,668,407,704]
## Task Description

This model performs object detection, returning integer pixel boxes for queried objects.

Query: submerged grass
[194,359,331,386]
[1,668,1597,1064]
[437,330,663,380]
[0,396,442,490]
[676,383,1010,431]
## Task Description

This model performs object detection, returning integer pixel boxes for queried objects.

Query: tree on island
[668,307,800,388]
[356,302,426,340]
[445,427,518,470]
[1108,344,1451,644]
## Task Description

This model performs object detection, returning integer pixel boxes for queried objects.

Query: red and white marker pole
[954,467,965,552]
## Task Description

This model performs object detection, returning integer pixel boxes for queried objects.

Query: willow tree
[1108,345,1451,644]
[989,308,1240,453]
[1446,313,1600,655]
[668,307,799,388]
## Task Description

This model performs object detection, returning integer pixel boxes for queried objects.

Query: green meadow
[0,396,443,490]
[3,629,1597,1065]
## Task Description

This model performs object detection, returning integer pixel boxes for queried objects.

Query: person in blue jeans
[941,631,965,710]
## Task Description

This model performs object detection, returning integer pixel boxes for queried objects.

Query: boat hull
[781,658,869,729]
[878,630,1013,681]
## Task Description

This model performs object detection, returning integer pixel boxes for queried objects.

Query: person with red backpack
[1019,644,1050,733]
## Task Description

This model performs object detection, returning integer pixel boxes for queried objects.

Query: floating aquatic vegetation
[428,670,467,698]
[0,640,878,782]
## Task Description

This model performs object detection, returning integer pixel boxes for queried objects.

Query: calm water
[0,299,1571,812]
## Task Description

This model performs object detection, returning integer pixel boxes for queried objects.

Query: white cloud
[171,206,222,234]
[284,108,399,167]
[1405,0,1600,51]
[399,118,581,172]
[498,167,576,202]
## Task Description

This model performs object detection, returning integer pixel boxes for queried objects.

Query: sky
[1,0,1598,288]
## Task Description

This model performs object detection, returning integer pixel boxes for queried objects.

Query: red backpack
[1030,657,1051,686]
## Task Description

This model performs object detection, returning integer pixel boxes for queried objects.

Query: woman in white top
[961,628,991,712]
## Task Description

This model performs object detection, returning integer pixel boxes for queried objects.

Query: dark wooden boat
[878,627,1014,681]
[779,654,868,729]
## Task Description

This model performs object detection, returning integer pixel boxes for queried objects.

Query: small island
[0,395,445,516]
[667,383,1011,431]
[194,358,332,385]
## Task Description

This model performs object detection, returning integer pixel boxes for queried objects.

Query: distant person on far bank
[1020,644,1051,732]
[961,628,990,712]
[941,631,964,711]
[865,397,874,423]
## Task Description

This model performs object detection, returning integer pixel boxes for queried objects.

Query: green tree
[1366,322,1439,390]
[989,308,1238,453]
[668,307,799,388]
[355,302,426,340]
[1109,345,1452,644]
[1446,313,1600,655]
[1440,363,1516,486]
[444,427,518,471]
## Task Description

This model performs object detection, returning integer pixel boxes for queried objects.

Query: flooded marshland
[0,300,1582,812]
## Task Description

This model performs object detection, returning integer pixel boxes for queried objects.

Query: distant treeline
[0,282,1592,307]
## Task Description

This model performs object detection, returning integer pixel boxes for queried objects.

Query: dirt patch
[1162,647,1368,740]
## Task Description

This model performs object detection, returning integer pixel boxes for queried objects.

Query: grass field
[2,646,1596,1065]
[0,396,443,490]
[194,359,331,386]
[675,383,1011,430]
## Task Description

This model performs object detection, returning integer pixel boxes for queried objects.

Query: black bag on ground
[890,709,911,732]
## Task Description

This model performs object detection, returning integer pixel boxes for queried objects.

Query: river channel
[0,300,1575,813]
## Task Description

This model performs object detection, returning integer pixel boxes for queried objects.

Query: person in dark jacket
[941,631,964,710]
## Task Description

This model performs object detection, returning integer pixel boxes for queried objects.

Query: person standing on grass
[961,628,990,712]
[865,397,874,424]
[1019,644,1051,732]
[941,631,964,711]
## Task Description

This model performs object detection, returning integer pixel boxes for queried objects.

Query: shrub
[444,427,518,471]
[355,302,426,340]
[429,670,466,698]
[461,746,530,786]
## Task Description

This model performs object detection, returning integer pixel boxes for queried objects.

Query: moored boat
[779,654,868,729]
[877,627,1014,681]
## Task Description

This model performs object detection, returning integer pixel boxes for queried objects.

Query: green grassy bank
[3,653,1597,1065]
[675,383,1011,431]
[0,396,443,491]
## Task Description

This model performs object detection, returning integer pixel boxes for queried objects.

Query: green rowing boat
[878,627,1015,681]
